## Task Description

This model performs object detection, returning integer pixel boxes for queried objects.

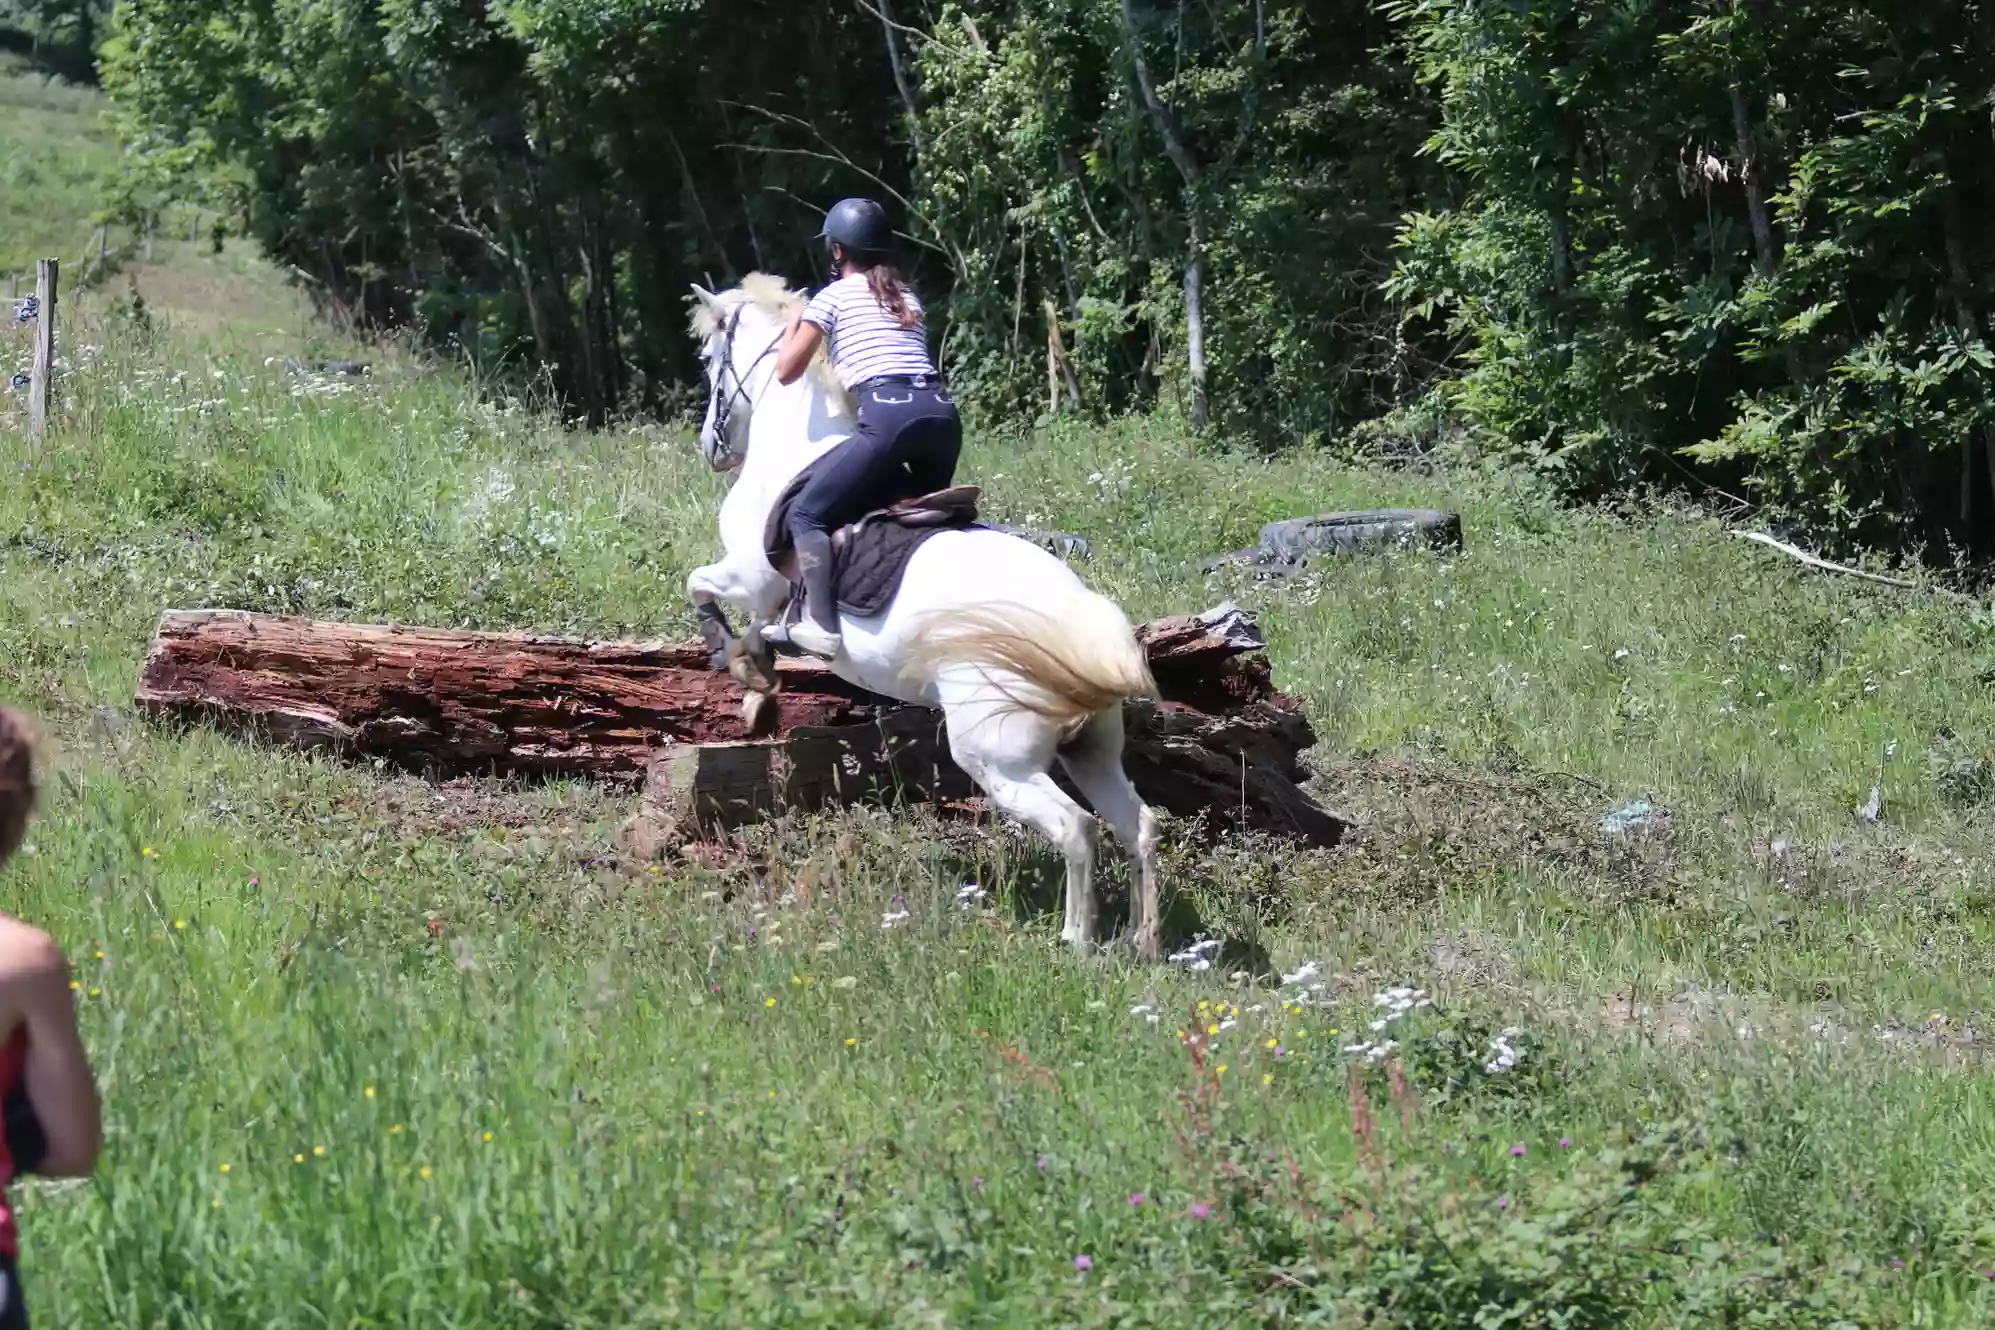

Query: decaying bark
[135,603,1347,850]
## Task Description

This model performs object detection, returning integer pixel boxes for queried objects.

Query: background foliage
[20,0,1995,553]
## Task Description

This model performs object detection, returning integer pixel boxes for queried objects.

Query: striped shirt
[802,274,936,388]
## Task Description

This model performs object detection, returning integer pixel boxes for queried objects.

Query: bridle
[705,306,784,468]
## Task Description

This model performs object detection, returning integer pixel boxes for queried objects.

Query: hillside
[0,61,112,285]
[4,65,1995,1328]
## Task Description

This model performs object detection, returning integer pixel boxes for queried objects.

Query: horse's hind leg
[1059,707,1163,961]
[947,711,1101,949]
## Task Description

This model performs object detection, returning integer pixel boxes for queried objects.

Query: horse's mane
[688,273,849,407]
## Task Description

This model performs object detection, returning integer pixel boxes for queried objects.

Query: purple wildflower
[1496,1195,1510,1210]
[1074,1255,1093,1272]
[1558,1137,1571,1149]
[1129,1193,1144,1206]
[972,1175,983,1189]
[1510,1143,1526,1157]
[1037,1155,1048,1172]
[1189,1203,1211,1220]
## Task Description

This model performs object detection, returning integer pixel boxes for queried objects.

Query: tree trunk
[1547,201,1573,296]
[1729,78,1780,281]
[1937,176,1993,539]
[1119,0,1214,432]
[134,607,1344,848]
[1729,74,1806,390]
[877,0,923,159]
[1184,198,1210,431]
[627,692,1344,851]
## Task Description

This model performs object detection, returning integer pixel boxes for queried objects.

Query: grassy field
[6,69,1995,1330]
[0,60,118,286]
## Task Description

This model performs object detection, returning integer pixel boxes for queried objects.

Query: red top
[0,1026,25,1258]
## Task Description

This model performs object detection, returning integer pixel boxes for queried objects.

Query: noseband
[706,307,784,468]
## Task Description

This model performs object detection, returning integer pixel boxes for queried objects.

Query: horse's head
[688,273,831,472]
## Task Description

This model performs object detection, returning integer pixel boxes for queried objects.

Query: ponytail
[0,709,36,869]
[863,263,921,331]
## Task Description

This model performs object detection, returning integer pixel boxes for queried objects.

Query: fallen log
[134,603,1347,849]
[624,694,1344,855]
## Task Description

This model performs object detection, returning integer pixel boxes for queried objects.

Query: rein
[707,307,784,468]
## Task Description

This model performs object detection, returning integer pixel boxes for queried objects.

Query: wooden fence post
[27,259,57,444]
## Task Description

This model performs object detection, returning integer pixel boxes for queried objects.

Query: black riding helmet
[819,197,893,257]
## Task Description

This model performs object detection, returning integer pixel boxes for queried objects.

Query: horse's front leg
[688,562,781,731]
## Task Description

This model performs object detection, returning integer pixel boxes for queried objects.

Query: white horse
[683,274,1164,956]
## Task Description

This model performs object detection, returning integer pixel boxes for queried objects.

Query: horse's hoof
[741,690,777,735]
[726,642,779,696]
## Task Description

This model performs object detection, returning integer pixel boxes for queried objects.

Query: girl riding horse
[770,198,962,659]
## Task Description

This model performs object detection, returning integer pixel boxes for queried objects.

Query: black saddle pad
[764,467,984,618]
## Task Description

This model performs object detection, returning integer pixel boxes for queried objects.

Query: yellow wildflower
[482,1131,493,1143]
[1263,1074,1274,1086]
[419,1165,432,1179]
[312,1145,325,1157]
[765,997,777,1008]
[844,1037,857,1047]
[88,988,100,998]
[1265,1038,1278,1050]
[364,1086,376,1099]
[294,1154,305,1164]
[390,1124,404,1135]
[173,920,186,930]
[219,1163,231,1174]
[141,847,156,858]
[1216,1064,1229,1077]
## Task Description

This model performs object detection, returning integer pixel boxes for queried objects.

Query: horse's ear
[689,283,720,309]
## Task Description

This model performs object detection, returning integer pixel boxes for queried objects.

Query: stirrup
[787,620,842,659]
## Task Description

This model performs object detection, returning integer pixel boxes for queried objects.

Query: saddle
[763,466,983,622]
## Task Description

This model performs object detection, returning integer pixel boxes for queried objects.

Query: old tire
[995,525,1093,561]
[1257,509,1462,562]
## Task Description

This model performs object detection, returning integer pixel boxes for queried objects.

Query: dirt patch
[1304,753,1675,907]
[1592,982,1990,1066]
[1427,930,1525,996]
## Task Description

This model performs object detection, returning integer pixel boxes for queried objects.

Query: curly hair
[0,708,37,869]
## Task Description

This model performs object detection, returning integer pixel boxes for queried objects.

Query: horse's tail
[900,591,1156,731]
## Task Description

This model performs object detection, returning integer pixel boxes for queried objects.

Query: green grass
[1,297,1994,1324]
[0,67,115,283]
[6,82,1995,1326]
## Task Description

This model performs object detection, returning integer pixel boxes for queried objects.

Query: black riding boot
[789,527,842,657]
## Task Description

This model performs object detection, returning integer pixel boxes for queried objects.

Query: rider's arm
[775,304,824,386]
[0,920,99,1178]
